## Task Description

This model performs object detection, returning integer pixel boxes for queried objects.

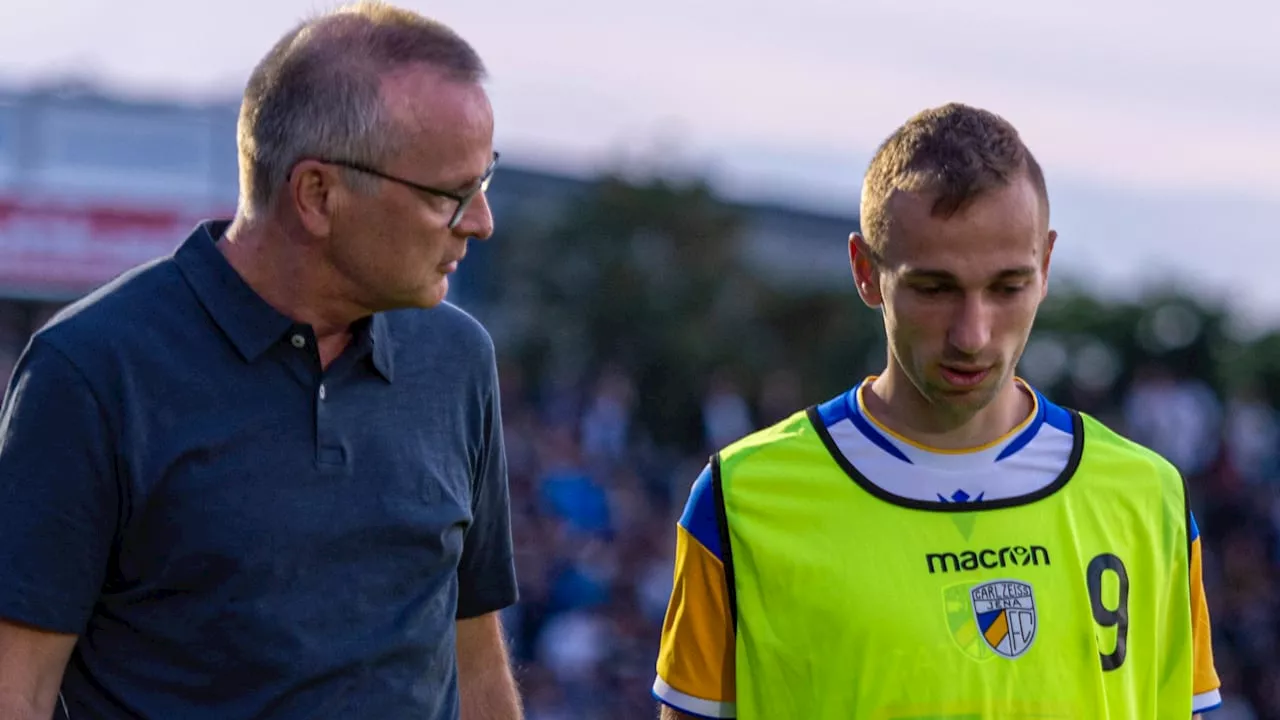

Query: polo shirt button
[290,334,306,349]
[319,384,327,401]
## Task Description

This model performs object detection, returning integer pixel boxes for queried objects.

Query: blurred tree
[1229,330,1280,406]
[1028,282,1242,413]
[751,286,883,403]
[488,173,769,449]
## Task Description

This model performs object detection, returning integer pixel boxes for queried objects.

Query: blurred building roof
[0,82,858,301]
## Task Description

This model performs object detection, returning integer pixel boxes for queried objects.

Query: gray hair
[236,0,487,217]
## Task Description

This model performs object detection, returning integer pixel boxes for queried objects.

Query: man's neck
[863,370,1033,451]
[219,217,364,368]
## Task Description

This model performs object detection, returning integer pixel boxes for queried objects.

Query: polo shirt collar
[173,220,395,382]
[368,312,395,382]
[175,220,293,363]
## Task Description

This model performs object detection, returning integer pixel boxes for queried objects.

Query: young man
[654,103,1221,719]
[0,3,520,719]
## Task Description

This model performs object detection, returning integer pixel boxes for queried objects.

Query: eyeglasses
[313,151,499,229]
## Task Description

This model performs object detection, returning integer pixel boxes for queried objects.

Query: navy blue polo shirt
[0,221,517,719]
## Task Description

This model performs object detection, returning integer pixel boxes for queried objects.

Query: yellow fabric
[656,525,736,705]
[718,409,1196,719]
[1190,536,1221,697]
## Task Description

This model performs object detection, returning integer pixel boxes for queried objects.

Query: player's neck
[863,371,1033,452]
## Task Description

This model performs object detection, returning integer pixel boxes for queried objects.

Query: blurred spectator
[1123,364,1223,477]
[537,427,612,539]
[1224,385,1280,485]
[580,364,635,465]
[702,370,754,450]
[757,367,803,427]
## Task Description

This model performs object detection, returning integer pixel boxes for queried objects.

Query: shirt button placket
[315,381,344,467]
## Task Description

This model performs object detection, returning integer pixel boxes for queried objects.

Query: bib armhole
[711,453,739,632]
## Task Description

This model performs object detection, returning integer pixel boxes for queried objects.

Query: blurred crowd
[495,359,785,719]
[2,301,1278,719]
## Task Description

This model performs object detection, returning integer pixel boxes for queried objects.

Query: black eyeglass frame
[301,151,500,229]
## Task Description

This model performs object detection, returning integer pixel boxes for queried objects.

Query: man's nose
[948,294,992,356]
[457,191,494,241]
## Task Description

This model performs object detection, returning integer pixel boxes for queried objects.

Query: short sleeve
[1189,513,1222,713]
[0,338,120,634]
[455,353,517,619]
[653,464,737,718]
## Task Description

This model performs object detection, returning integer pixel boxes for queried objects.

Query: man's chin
[414,277,450,309]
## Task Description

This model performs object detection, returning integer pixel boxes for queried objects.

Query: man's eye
[915,285,947,295]
[996,285,1028,296]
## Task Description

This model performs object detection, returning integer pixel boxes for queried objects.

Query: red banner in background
[0,197,231,298]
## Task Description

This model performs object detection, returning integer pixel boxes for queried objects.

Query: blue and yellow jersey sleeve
[654,464,737,718]
[1190,513,1223,714]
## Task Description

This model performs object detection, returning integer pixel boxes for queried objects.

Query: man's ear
[849,232,884,308]
[1041,228,1057,300]
[288,159,340,238]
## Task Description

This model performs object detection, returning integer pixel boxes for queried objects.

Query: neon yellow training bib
[716,407,1193,719]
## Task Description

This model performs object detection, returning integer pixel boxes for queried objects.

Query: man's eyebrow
[992,267,1039,280]
[901,267,1037,282]
[901,269,957,282]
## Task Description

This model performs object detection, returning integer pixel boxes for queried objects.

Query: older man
[0,2,520,719]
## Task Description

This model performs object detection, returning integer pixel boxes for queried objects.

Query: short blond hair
[237,1,486,217]
[859,103,1048,254]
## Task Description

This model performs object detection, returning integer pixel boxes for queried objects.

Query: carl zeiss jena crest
[970,579,1037,659]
